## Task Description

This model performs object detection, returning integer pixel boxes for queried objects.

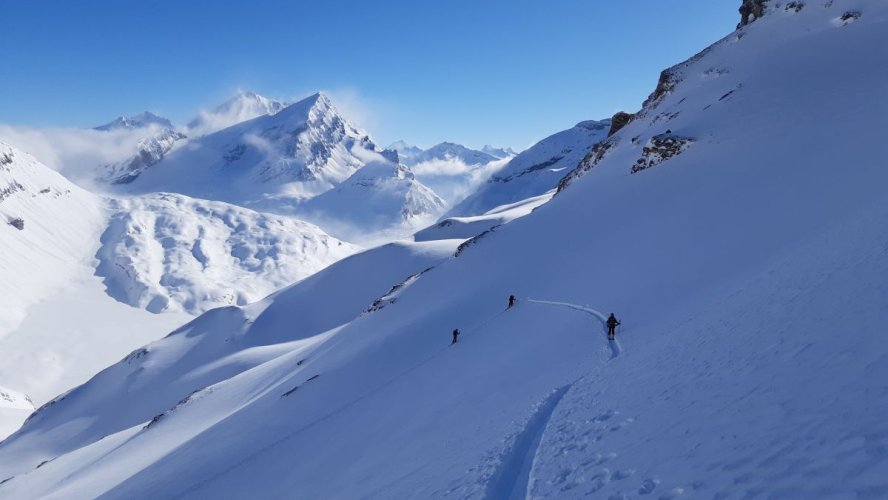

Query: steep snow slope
[97,193,358,314]
[126,92,387,209]
[0,142,104,333]
[0,267,190,440]
[0,143,191,440]
[296,161,446,244]
[448,119,610,217]
[188,91,286,136]
[3,2,888,498]
[0,239,458,472]
[95,112,173,132]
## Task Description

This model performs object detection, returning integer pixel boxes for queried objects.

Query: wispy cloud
[0,124,154,190]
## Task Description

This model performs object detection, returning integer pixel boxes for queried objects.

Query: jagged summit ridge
[120,92,390,209]
[94,111,173,131]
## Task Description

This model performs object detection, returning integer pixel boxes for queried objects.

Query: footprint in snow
[639,478,659,495]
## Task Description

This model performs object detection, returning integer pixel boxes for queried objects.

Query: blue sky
[1,0,737,149]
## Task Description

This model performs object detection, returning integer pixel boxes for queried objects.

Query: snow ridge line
[525,299,622,358]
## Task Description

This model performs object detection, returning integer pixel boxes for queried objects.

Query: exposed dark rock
[223,144,247,164]
[0,152,13,167]
[454,226,499,257]
[365,267,434,312]
[642,69,680,110]
[840,11,861,23]
[608,112,635,137]
[555,138,618,194]
[785,2,804,13]
[631,133,695,174]
[0,181,24,202]
[8,218,24,230]
[380,148,400,163]
[738,0,769,28]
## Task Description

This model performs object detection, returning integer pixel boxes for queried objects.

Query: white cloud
[0,124,155,191]
[411,157,510,206]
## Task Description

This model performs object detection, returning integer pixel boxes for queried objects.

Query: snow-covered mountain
[101,127,187,184]
[124,92,389,210]
[296,161,446,243]
[188,91,287,136]
[94,112,173,132]
[0,141,104,333]
[0,142,186,441]
[4,2,888,498]
[390,141,500,167]
[386,140,423,165]
[481,145,517,159]
[411,142,499,167]
[447,118,610,217]
[0,139,358,438]
[388,141,511,208]
[97,193,358,314]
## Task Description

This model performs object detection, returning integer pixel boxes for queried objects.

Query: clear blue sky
[1,0,737,149]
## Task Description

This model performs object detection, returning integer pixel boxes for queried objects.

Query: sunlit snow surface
[2,2,888,498]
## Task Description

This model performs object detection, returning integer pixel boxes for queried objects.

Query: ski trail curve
[526,299,622,358]
[485,384,573,500]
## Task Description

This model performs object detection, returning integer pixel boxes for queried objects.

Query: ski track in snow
[526,299,622,358]
[479,299,621,500]
[485,384,574,500]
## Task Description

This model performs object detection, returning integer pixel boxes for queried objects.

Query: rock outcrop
[738,0,769,28]
[630,132,694,174]
[608,111,635,137]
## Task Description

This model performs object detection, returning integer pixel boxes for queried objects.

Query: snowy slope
[0,387,34,440]
[448,119,610,217]
[125,92,387,209]
[187,91,286,136]
[0,239,458,474]
[0,142,192,440]
[0,141,104,333]
[97,193,358,314]
[3,2,888,498]
[95,112,173,132]
[296,161,446,244]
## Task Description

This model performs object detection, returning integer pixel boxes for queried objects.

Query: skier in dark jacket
[508,295,516,309]
[606,313,620,340]
[451,328,460,345]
